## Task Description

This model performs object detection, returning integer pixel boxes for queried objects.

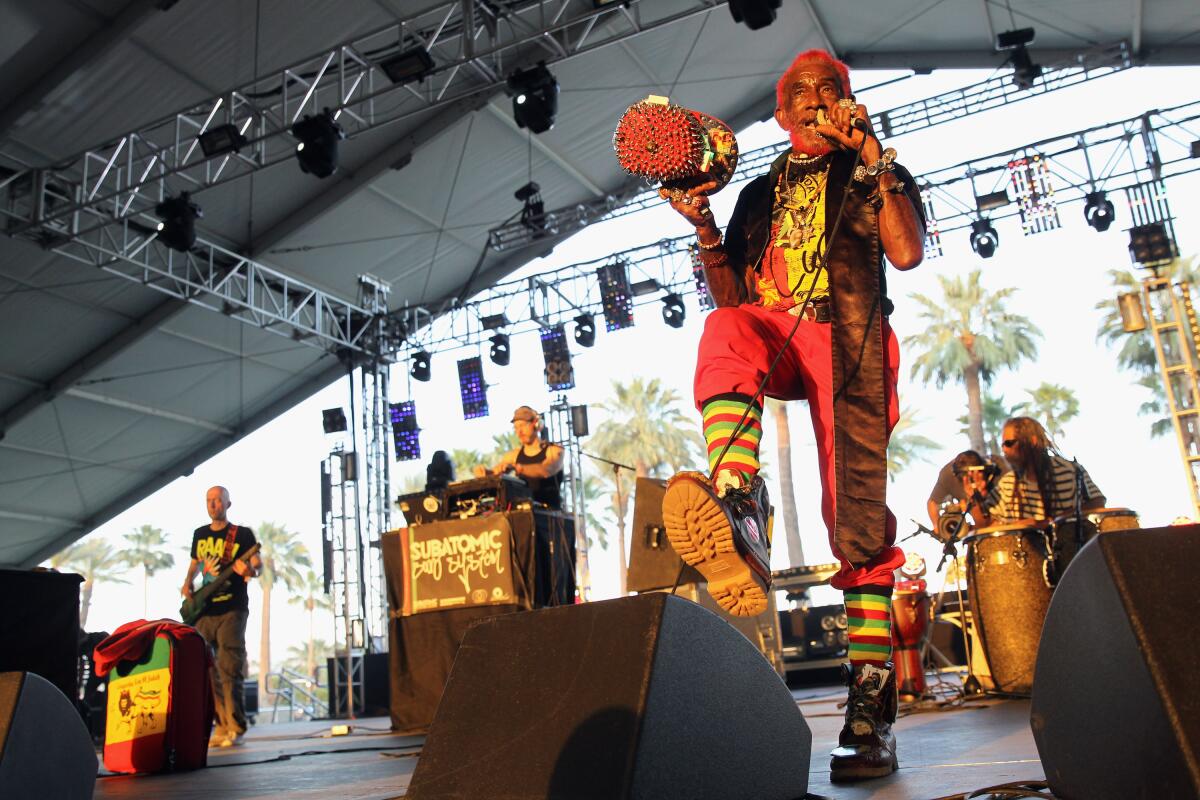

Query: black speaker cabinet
[1031,526,1200,799]
[406,593,810,800]
[626,477,702,592]
[0,672,97,799]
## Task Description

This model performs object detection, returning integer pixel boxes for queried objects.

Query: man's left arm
[514,444,564,479]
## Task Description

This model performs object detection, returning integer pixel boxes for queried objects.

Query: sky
[60,63,1200,675]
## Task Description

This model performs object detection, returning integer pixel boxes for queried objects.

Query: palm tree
[256,522,312,700]
[449,448,484,480]
[906,270,1041,452]
[587,378,703,593]
[1017,382,1080,441]
[288,569,331,680]
[1096,257,1200,437]
[118,525,175,618]
[886,408,940,481]
[956,390,1017,459]
[767,399,804,567]
[50,538,128,628]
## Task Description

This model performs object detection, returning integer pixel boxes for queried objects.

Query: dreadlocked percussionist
[659,49,925,782]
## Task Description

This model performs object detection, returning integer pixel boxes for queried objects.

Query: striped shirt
[987,454,1103,522]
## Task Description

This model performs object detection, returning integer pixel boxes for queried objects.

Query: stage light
[975,190,1010,212]
[379,46,434,84]
[410,350,431,382]
[630,278,661,297]
[690,246,714,311]
[506,63,558,133]
[488,333,510,366]
[389,401,421,462]
[969,218,999,259]
[1084,191,1116,232]
[540,325,575,390]
[154,192,201,252]
[1129,222,1176,267]
[597,262,634,331]
[1117,292,1147,333]
[198,123,247,157]
[995,27,1035,49]
[1191,141,1200,159]
[570,404,589,437]
[995,28,1041,89]
[514,181,547,235]
[321,407,347,433]
[573,313,596,347]
[661,293,686,328]
[481,312,509,330]
[291,110,344,178]
[457,356,489,419]
[728,0,781,30]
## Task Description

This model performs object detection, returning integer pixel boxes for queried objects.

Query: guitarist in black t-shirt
[180,485,261,748]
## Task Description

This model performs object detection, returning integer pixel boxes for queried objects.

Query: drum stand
[929,538,992,695]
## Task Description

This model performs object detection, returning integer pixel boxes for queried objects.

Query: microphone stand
[580,451,637,593]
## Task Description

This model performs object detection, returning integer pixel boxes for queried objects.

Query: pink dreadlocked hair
[775,49,852,108]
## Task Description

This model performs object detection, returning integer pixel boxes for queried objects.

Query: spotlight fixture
[728,0,781,30]
[975,190,1010,212]
[154,192,201,252]
[630,278,661,297]
[661,293,686,328]
[410,350,431,382]
[996,28,1041,90]
[198,123,247,157]
[514,181,547,235]
[379,46,434,84]
[321,407,348,433]
[569,404,589,437]
[969,218,999,259]
[1117,292,1147,333]
[457,356,489,419]
[481,312,509,330]
[1083,191,1116,232]
[291,109,344,178]
[389,401,421,462]
[506,62,558,133]
[488,333,511,366]
[1191,141,1200,159]
[1128,222,1177,267]
[573,313,596,347]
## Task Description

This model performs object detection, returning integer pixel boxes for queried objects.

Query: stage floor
[92,682,1045,800]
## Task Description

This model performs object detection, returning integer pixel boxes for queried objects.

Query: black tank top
[515,441,563,509]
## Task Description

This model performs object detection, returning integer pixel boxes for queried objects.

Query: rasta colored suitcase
[98,621,214,773]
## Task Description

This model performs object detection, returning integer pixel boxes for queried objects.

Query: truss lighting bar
[1,0,721,240]
[389,401,421,462]
[690,245,713,312]
[457,356,489,419]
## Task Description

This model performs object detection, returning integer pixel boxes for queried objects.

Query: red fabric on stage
[693,303,904,588]
[93,618,212,677]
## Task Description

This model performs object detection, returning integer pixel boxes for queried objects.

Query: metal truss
[26,212,379,353]
[0,0,723,242]
[488,41,1133,251]
[916,98,1200,241]
[394,234,704,355]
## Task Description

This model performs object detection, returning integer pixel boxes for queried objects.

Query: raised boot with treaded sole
[829,662,899,781]
[661,471,772,617]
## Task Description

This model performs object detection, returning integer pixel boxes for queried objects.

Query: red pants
[693,303,905,589]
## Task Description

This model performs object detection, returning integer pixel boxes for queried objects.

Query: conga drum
[964,522,1053,694]
[891,578,931,698]
[1087,507,1140,532]
[1048,513,1099,584]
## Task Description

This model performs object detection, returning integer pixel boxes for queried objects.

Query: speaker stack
[0,671,97,799]
[1031,526,1200,799]
[405,593,811,800]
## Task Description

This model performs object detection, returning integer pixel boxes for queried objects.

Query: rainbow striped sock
[701,393,763,485]
[844,586,894,668]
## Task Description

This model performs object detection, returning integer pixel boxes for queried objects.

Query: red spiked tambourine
[613,95,739,194]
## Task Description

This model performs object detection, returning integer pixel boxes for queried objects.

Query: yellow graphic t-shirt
[758,164,830,310]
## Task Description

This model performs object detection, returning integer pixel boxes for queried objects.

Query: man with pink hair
[660,48,925,781]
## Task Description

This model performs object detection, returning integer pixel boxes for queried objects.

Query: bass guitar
[180,543,260,625]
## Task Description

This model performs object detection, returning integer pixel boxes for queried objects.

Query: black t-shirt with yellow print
[190,523,257,617]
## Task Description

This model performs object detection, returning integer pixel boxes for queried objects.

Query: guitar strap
[221,524,240,563]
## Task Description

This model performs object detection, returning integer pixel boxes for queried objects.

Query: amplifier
[396,490,447,526]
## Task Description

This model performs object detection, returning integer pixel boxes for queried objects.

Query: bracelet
[854,147,897,183]
[696,233,723,251]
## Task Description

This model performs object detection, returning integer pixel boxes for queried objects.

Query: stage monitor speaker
[405,593,810,800]
[0,672,97,799]
[626,477,702,592]
[1030,526,1200,800]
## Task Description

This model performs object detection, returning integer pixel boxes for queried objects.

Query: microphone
[816,107,870,132]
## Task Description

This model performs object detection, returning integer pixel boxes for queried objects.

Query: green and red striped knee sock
[701,393,763,488]
[844,585,894,668]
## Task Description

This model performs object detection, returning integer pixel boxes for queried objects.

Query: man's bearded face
[775,63,844,156]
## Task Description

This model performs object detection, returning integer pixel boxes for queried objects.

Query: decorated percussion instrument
[1086,506,1140,532]
[891,553,931,699]
[613,96,739,193]
[963,522,1053,694]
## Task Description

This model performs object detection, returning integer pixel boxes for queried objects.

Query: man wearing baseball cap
[476,406,564,509]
